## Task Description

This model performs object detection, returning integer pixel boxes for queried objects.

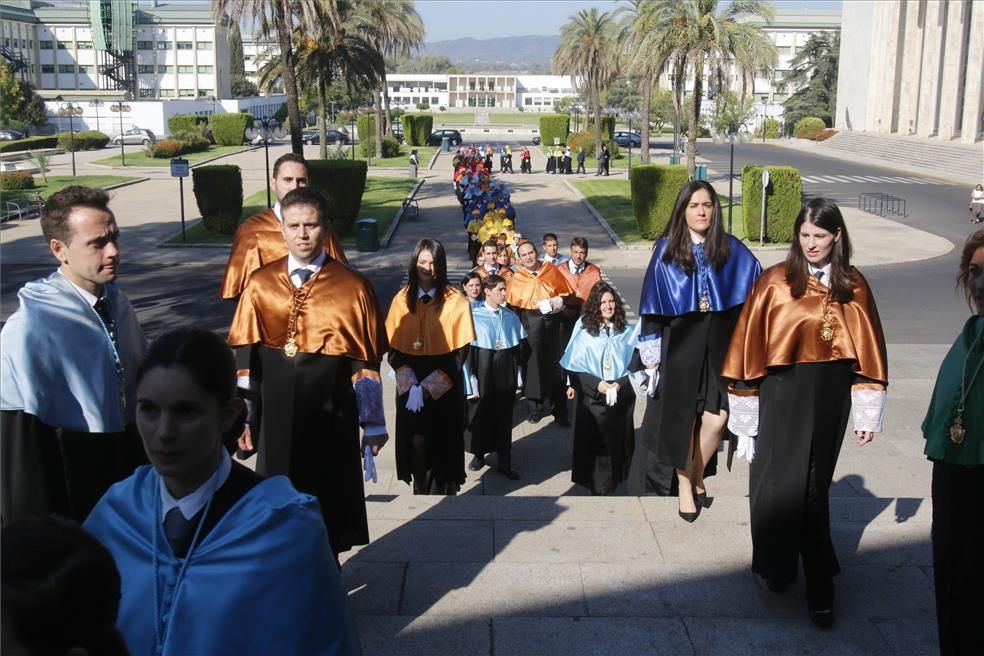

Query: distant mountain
[420,35,560,73]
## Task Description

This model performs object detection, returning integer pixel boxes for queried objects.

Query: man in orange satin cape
[220,153,347,300]
[227,188,387,557]
[506,240,576,425]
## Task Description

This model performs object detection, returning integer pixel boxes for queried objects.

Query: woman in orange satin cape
[385,285,475,356]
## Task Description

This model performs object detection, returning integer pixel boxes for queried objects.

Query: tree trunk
[382,73,393,134]
[688,55,704,179]
[639,75,652,165]
[374,88,384,159]
[672,56,684,162]
[318,77,328,160]
[275,3,304,155]
[591,81,603,159]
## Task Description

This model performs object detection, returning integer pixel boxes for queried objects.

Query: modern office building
[835,0,983,144]
[373,73,580,112]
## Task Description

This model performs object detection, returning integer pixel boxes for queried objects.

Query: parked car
[613,131,643,148]
[427,129,462,147]
[390,125,405,143]
[0,129,25,141]
[531,135,542,145]
[302,129,350,146]
[111,128,156,145]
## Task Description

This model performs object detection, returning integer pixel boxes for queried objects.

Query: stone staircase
[819,131,983,184]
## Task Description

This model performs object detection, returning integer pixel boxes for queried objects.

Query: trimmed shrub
[57,130,110,151]
[0,172,35,190]
[741,165,802,243]
[146,136,210,158]
[0,135,59,153]
[357,114,375,146]
[814,128,837,142]
[794,116,826,140]
[630,164,690,239]
[192,165,243,235]
[306,159,368,237]
[401,114,433,146]
[380,135,401,158]
[170,131,211,152]
[538,113,570,149]
[211,112,253,146]
[756,118,781,139]
[167,114,208,137]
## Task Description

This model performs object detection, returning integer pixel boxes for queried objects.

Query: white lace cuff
[727,390,759,438]
[638,335,662,367]
[852,385,886,433]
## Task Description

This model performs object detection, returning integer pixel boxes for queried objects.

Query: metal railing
[858,192,907,217]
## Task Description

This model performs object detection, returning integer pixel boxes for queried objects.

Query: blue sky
[416,0,842,42]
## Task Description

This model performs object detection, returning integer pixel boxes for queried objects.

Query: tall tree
[782,31,839,129]
[552,8,620,158]
[229,23,246,78]
[616,0,670,164]
[214,0,327,154]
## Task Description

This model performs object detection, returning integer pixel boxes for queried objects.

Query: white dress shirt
[287,251,326,288]
[160,448,231,522]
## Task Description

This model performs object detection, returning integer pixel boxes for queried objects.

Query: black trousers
[932,460,984,656]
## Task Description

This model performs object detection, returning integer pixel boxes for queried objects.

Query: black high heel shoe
[678,506,701,523]
[695,488,713,509]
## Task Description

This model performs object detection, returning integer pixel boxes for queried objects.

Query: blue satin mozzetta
[560,319,640,380]
[639,235,761,317]
[471,304,527,350]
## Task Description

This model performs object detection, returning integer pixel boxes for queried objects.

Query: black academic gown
[464,344,521,467]
[569,371,636,495]
[517,309,567,417]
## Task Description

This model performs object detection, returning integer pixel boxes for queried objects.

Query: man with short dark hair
[540,233,568,266]
[228,186,388,558]
[220,153,347,299]
[1,186,146,523]
[473,239,502,279]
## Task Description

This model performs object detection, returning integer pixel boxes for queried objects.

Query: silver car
[111,128,156,145]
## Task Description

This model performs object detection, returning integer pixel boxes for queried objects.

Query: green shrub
[568,131,620,159]
[814,128,837,142]
[756,118,781,139]
[401,114,433,146]
[167,114,209,136]
[741,165,802,243]
[416,102,430,111]
[380,135,400,157]
[57,130,110,151]
[586,117,616,140]
[539,113,570,149]
[192,165,243,235]
[211,112,253,146]
[629,164,690,239]
[0,172,35,190]
[146,140,184,158]
[794,116,826,140]
[0,135,59,153]
[272,103,288,124]
[357,114,375,145]
[170,131,211,152]
[306,159,368,237]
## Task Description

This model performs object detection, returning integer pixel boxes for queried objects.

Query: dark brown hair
[280,187,330,229]
[659,180,731,273]
[481,273,506,292]
[785,198,854,303]
[272,152,307,178]
[41,185,114,244]
[570,236,589,250]
[406,238,449,312]
[581,281,627,337]
[957,229,984,310]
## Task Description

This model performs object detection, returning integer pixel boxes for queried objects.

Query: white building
[516,75,579,112]
[386,73,449,109]
[241,32,275,89]
[370,73,580,112]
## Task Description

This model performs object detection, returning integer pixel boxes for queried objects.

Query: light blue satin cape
[560,319,640,380]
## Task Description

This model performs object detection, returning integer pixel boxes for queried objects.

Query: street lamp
[726,121,744,235]
[57,102,84,176]
[88,99,104,133]
[624,110,641,173]
[110,97,132,165]
[350,108,357,161]
[244,117,287,208]
[572,102,582,134]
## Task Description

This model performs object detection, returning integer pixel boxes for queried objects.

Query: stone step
[820,131,982,180]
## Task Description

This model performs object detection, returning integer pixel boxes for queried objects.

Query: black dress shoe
[695,489,713,508]
[468,455,485,471]
[765,578,788,594]
[497,467,520,480]
[528,410,542,424]
[678,507,700,523]
[553,414,571,428]
[808,608,835,629]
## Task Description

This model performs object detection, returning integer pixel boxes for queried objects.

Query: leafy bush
[167,114,208,137]
[814,128,837,142]
[0,135,58,153]
[401,114,433,146]
[568,131,620,159]
[538,113,570,150]
[741,165,802,243]
[211,112,253,146]
[171,131,211,151]
[794,116,826,140]
[272,103,288,124]
[57,130,110,151]
[756,118,781,139]
[146,140,184,158]
[629,164,690,239]
[192,165,243,234]
[380,135,400,157]
[416,102,430,111]
[0,172,35,190]
[306,160,368,237]
[586,117,616,140]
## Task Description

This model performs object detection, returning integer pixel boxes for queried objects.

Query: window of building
[139,89,156,98]
[78,65,93,74]
[58,64,74,73]
[138,64,155,73]
[524,97,532,106]
[4,39,9,47]
[41,64,54,73]
[488,97,495,107]
[412,96,419,104]
[468,97,477,107]
[176,41,193,50]
[158,41,172,50]
[431,97,438,105]
[197,41,212,50]
[137,40,153,49]
[57,42,69,49]
[198,65,213,73]
[178,65,194,73]
[160,89,175,97]
[160,65,174,73]
[179,88,195,97]
[244,54,253,61]
[40,40,53,49]
[198,89,213,97]
[77,41,93,49]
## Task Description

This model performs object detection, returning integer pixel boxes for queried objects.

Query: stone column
[916,0,947,137]
[937,0,971,140]
[867,2,906,133]
[960,1,984,143]
[896,0,926,136]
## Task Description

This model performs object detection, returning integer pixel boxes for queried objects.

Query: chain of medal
[819,292,834,342]
[284,272,318,358]
[696,244,710,313]
[493,308,505,350]
[90,298,127,413]
[949,334,984,444]
[412,297,429,351]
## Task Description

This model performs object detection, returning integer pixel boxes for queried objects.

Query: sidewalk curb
[427,148,441,170]
[1,176,150,224]
[380,178,426,249]
[562,179,628,250]
[86,147,250,172]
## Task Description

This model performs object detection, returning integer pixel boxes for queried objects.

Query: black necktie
[94,297,116,345]
[164,507,198,558]
[814,270,825,282]
[294,268,313,285]
[421,293,432,304]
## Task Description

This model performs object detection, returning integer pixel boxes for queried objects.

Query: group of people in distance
[1,146,981,653]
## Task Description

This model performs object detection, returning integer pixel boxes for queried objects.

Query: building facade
[835,0,983,143]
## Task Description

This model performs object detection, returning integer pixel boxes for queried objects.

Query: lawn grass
[91,145,246,168]
[572,178,746,244]
[2,175,140,206]
[427,112,475,125]
[488,112,537,125]
[317,144,438,168]
[168,176,417,245]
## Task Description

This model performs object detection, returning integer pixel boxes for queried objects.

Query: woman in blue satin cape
[84,329,361,656]
[628,181,761,521]
[561,282,641,495]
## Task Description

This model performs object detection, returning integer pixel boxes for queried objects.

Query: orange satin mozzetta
[559,262,603,302]
[220,208,348,299]
[385,286,476,356]
[505,262,575,310]
[227,256,386,362]
[722,264,888,384]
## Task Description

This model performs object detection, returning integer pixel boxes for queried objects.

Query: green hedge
[0,172,35,190]
[211,112,253,146]
[306,159,368,237]
[741,165,802,243]
[538,113,570,149]
[794,116,826,139]
[57,130,110,151]
[192,165,243,235]
[146,136,210,158]
[167,114,209,137]
[357,114,375,145]
[586,117,615,140]
[756,118,781,139]
[0,135,59,153]
[630,164,690,239]
[568,131,621,159]
[401,114,433,146]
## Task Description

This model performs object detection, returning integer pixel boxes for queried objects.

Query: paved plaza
[0,139,971,655]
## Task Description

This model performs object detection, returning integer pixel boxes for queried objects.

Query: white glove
[605,385,618,406]
[516,367,524,390]
[363,445,378,483]
[645,368,659,397]
[548,296,564,312]
[468,374,480,400]
[405,384,424,413]
[537,299,552,314]
[735,435,756,463]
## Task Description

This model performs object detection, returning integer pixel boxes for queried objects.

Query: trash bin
[441,136,450,152]
[669,154,680,165]
[356,218,378,252]
[695,164,708,181]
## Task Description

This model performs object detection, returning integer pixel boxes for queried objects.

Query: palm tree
[350,0,424,158]
[552,8,619,159]
[213,0,328,154]
[648,0,776,176]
